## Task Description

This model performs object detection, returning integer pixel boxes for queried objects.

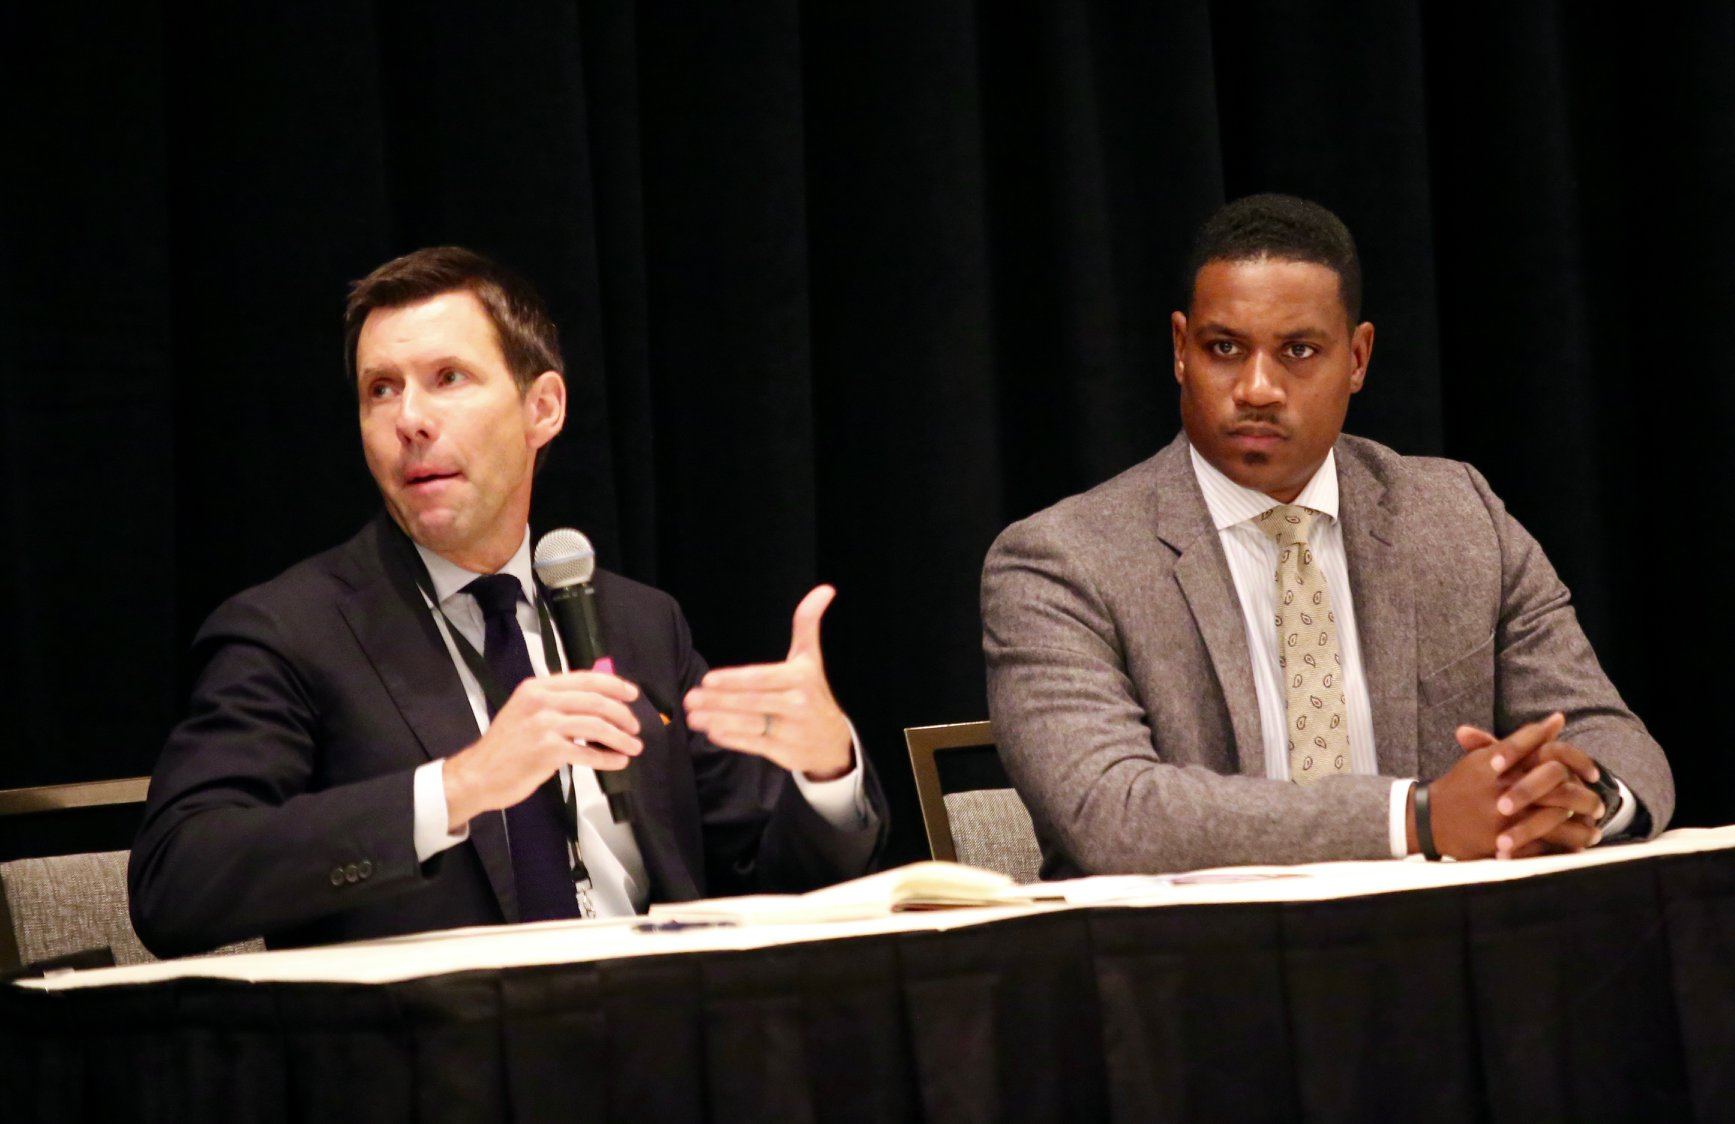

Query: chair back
[0,850,155,968]
[904,721,1042,883]
[0,777,263,970]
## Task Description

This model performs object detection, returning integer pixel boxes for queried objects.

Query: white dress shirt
[1187,445,1632,857]
[409,529,870,916]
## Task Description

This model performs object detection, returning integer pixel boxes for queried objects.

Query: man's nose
[1234,352,1285,408]
[396,384,438,443]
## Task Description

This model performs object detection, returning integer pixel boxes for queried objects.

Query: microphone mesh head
[533,528,596,588]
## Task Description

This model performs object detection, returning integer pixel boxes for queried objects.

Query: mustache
[1229,411,1286,430]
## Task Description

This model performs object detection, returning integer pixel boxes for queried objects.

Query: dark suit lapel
[334,513,520,923]
[1151,436,1266,776]
[1336,442,1419,778]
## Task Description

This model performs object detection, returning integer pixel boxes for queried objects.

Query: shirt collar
[1187,442,1340,531]
[413,527,536,606]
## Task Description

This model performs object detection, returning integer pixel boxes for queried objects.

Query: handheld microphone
[534,528,632,824]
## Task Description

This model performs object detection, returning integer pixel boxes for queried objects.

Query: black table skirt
[3,848,1732,1122]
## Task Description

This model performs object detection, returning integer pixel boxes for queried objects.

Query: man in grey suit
[982,194,1672,876]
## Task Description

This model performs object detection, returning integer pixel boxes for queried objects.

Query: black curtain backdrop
[6,3,1734,865]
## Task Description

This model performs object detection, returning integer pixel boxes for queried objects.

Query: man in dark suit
[131,247,885,956]
[982,195,1672,876]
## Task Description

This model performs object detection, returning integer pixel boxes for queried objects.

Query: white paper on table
[1047,868,1310,906]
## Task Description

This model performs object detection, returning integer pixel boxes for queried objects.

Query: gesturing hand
[1453,717,1604,858]
[443,671,643,831]
[683,585,855,782]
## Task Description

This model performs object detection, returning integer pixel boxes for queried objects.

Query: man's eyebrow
[358,356,473,380]
[1194,321,1246,338]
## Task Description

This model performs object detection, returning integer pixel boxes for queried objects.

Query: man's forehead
[356,290,501,372]
[1189,258,1351,332]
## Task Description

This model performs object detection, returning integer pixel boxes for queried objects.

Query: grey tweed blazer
[982,431,1674,876]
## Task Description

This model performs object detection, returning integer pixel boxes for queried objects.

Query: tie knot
[1253,504,1321,547]
[464,573,523,621]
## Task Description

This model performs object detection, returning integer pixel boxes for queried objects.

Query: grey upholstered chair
[904,721,1043,884]
[0,850,157,967]
[0,778,262,970]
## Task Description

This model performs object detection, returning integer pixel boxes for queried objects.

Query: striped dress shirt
[1188,444,1411,856]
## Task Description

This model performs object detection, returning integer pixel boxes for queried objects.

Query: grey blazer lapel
[1151,437,1266,776]
[1336,442,1419,778]
[335,515,521,923]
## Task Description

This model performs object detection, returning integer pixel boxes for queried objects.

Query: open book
[645,861,1056,926]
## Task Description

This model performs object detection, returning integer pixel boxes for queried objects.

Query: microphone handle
[545,582,633,823]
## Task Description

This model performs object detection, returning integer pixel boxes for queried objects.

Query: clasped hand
[1418,712,1607,860]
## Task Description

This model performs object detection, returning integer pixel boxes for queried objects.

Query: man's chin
[1223,456,1313,504]
[387,502,464,551]
[1206,452,1297,501]
[1214,450,1276,484]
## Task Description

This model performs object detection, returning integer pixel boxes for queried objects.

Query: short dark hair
[1184,194,1362,322]
[343,246,563,392]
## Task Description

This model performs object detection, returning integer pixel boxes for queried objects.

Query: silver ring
[762,713,775,738]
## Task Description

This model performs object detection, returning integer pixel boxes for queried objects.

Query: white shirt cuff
[1389,779,1415,858]
[790,721,871,829]
[413,759,471,863]
[1599,776,1638,840]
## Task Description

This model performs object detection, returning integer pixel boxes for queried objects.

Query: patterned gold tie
[1253,505,1351,784]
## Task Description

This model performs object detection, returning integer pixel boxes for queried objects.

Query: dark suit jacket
[982,432,1674,876]
[130,514,886,957]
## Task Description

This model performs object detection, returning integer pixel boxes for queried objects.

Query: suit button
[344,863,360,884]
[358,860,373,880]
[329,867,344,887]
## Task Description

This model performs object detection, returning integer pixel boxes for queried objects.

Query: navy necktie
[463,574,581,922]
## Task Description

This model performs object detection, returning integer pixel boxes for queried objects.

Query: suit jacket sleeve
[1470,465,1674,834]
[982,518,1394,876]
[666,598,887,896]
[129,594,433,958]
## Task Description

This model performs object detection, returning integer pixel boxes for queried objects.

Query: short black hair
[1184,194,1362,322]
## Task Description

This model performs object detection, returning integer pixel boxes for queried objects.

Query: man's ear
[1170,311,1189,385]
[525,370,567,449]
[1348,321,1375,393]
